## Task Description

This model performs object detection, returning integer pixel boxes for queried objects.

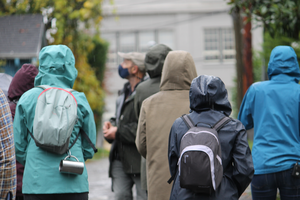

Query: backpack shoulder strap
[213,116,232,132]
[181,114,195,129]
[68,129,98,153]
[167,169,179,184]
[80,129,98,153]
[36,85,75,93]
[28,129,35,141]
[64,88,75,93]
[36,85,50,90]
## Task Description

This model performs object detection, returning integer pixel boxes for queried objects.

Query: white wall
[100,0,263,122]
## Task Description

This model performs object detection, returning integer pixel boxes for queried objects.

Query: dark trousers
[251,168,300,200]
[23,193,88,200]
[6,192,12,200]
[16,196,24,200]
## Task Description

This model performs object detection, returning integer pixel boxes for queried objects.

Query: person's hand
[103,121,117,140]
[103,121,112,132]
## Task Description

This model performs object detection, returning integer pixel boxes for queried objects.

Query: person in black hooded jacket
[168,75,254,200]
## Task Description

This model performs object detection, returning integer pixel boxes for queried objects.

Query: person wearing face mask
[103,52,147,200]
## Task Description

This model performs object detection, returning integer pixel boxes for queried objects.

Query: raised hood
[189,75,232,116]
[34,45,77,89]
[8,64,38,100]
[160,51,197,91]
[268,46,300,82]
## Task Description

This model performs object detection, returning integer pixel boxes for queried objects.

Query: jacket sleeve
[116,121,137,144]
[232,125,254,197]
[238,86,255,130]
[13,102,28,166]
[168,120,179,177]
[136,101,147,158]
[77,94,97,161]
[134,86,142,118]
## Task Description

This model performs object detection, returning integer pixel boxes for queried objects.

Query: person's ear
[131,65,139,74]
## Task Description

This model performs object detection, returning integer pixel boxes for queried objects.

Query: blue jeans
[251,168,300,200]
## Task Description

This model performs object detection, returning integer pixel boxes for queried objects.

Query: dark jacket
[8,64,38,197]
[134,44,172,191]
[108,78,145,177]
[134,44,172,118]
[168,75,254,200]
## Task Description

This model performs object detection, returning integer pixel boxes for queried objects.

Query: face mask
[118,64,130,79]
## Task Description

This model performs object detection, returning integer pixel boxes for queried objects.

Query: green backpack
[30,85,97,155]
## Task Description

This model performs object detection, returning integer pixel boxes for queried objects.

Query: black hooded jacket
[168,75,254,200]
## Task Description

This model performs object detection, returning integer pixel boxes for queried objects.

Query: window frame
[203,27,235,63]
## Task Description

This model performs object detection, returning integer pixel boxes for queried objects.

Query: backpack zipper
[181,130,220,145]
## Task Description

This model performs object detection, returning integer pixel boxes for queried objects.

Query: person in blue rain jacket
[238,45,300,200]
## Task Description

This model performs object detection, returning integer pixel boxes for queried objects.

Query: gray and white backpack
[29,85,97,155]
[178,114,231,194]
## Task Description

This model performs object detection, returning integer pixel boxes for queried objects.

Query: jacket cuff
[115,127,120,140]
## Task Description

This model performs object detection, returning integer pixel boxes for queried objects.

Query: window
[204,29,219,60]
[204,28,235,62]
[101,33,117,67]
[139,31,155,53]
[222,28,235,60]
[119,33,136,53]
[102,30,175,66]
[157,30,175,50]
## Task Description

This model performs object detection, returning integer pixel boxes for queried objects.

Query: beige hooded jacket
[136,51,197,200]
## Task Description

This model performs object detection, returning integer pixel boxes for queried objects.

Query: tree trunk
[232,8,244,112]
[242,17,253,95]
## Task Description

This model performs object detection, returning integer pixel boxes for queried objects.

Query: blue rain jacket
[13,45,97,194]
[238,46,300,175]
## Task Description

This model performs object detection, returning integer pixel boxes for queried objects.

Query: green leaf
[261,6,267,15]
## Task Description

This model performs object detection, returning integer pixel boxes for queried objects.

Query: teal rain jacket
[238,46,300,175]
[13,45,97,194]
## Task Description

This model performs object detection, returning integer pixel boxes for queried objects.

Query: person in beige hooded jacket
[135,51,197,200]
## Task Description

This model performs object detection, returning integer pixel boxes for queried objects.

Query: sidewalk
[86,157,252,200]
[86,158,114,200]
[239,185,252,200]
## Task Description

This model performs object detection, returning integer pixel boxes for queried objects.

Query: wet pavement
[239,185,252,200]
[86,158,114,200]
[86,157,252,200]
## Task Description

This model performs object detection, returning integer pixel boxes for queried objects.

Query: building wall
[100,0,263,121]
[2,58,32,77]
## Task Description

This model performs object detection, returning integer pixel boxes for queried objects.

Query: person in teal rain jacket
[238,46,300,200]
[13,45,96,200]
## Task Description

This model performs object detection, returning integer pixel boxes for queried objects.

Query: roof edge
[0,53,38,59]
